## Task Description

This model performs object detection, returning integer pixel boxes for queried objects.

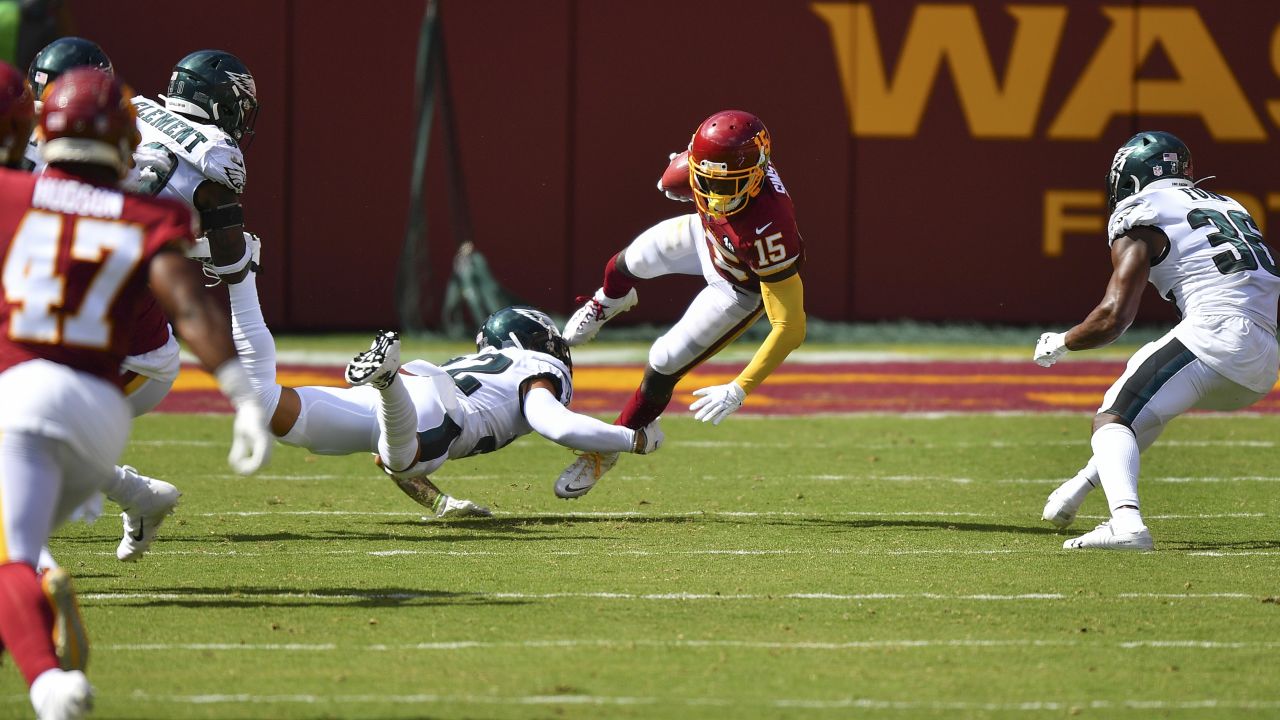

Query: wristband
[214,359,255,408]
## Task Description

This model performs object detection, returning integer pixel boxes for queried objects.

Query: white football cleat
[30,668,93,720]
[562,288,638,347]
[430,494,493,519]
[40,569,89,671]
[1063,521,1154,551]
[1042,482,1085,529]
[346,331,401,389]
[556,451,620,499]
[114,466,181,562]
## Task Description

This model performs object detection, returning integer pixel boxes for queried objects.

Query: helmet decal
[224,70,257,100]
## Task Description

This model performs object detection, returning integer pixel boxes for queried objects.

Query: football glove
[215,360,273,474]
[1033,332,1069,368]
[632,419,665,454]
[690,381,746,425]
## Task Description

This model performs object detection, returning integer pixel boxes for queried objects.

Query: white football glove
[690,381,746,425]
[632,419,665,454]
[1033,332,1069,368]
[229,400,273,474]
[432,494,493,519]
[215,360,273,474]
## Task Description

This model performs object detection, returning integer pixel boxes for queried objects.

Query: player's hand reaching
[1033,331,1069,368]
[229,399,272,474]
[215,359,273,474]
[690,381,746,425]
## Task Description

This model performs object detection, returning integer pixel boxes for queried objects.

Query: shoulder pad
[1107,193,1160,244]
[201,140,247,194]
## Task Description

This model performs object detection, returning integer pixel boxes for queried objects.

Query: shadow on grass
[1158,538,1280,552]
[91,585,531,609]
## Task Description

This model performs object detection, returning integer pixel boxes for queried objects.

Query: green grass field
[5,412,1279,719]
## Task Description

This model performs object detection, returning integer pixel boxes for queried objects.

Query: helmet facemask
[689,130,770,217]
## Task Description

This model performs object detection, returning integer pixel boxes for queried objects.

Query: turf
[4,413,1279,718]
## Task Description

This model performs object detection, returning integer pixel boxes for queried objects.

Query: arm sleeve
[733,273,807,394]
[523,387,638,453]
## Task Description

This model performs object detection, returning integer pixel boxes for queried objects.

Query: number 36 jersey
[1109,186,1280,331]
[413,346,573,460]
[1108,185,1280,392]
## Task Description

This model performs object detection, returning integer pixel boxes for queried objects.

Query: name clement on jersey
[134,98,209,153]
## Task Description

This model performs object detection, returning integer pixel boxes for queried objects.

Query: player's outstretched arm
[523,381,662,455]
[150,249,272,473]
[1033,228,1163,367]
[691,273,807,424]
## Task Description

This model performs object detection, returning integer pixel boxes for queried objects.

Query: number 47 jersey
[1108,184,1280,392]
[0,168,194,382]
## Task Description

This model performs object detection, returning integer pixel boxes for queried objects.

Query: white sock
[1059,459,1099,503]
[376,375,419,473]
[1090,423,1145,531]
[228,272,283,416]
[37,547,58,572]
[101,464,140,499]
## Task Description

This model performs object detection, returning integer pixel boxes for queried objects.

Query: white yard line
[190,508,1268,518]
[79,590,1268,603]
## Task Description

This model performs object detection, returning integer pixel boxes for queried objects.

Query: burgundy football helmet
[687,110,771,217]
[0,61,34,168]
[39,67,138,176]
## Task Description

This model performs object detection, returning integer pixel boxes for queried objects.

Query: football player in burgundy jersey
[0,68,271,719]
[20,38,198,566]
[557,110,807,498]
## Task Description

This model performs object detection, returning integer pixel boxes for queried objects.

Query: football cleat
[1063,521,1154,551]
[114,466,181,562]
[40,569,89,671]
[555,451,620,499]
[562,288,638,347]
[1042,482,1085,529]
[346,331,401,389]
[30,668,93,720]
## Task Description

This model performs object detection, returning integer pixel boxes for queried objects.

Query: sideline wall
[70,1,1280,329]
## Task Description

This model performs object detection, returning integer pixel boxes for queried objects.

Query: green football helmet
[477,306,572,370]
[164,50,258,144]
[1106,131,1193,212]
[27,36,113,100]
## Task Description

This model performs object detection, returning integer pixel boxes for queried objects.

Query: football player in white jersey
[1033,131,1280,551]
[230,306,662,514]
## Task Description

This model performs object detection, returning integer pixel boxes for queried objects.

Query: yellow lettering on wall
[812,3,1066,138]
[1268,24,1280,128]
[1043,190,1104,257]
[1051,7,1265,141]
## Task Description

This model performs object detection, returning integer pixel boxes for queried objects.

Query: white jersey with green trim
[406,346,573,460]
[1108,183,1280,392]
[130,95,246,203]
[1108,185,1280,333]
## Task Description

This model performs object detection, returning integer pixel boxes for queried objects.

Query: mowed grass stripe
[53,692,1280,712]
[96,638,1280,652]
